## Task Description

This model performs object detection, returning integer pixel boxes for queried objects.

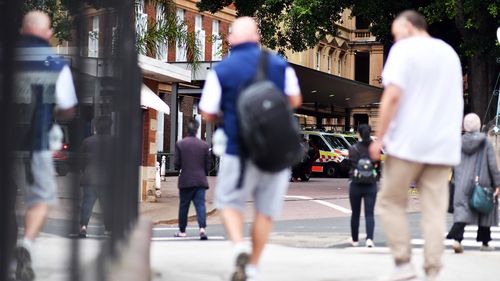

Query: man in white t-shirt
[369,10,463,281]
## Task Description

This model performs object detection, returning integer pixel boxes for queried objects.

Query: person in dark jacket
[447,113,500,252]
[348,124,378,248]
[78,116,113,238]
[174,119,210,240]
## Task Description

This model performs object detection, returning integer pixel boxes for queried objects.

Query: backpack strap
[235,51,269,189]
[254,51,269,82]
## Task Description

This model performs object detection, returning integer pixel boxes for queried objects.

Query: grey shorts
[22,151,57,208]
[215,154,291,218]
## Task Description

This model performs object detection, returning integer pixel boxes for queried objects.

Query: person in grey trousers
[174,119,210,240]
[447,113,500,252]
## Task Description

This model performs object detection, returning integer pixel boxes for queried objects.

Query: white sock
[245,264,258,277]
[233,242,247,255]
[20,238,34,253]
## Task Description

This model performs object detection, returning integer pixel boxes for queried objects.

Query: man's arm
[199,71,222,122]
[201,111,218,122]
[288,95,302,109]
[55,65,77,121]
[205,144,210,175]
[284,66,302,109]
[54,106,76,121]
[174,143,181,171]
[369,84,402,160]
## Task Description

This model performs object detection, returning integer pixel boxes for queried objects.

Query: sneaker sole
[231,253,250,281]
[16,247,35,281]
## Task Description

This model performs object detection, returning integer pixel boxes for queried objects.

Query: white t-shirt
[381,36,464,165]
[55,65,78,110]
[199,66,301,114]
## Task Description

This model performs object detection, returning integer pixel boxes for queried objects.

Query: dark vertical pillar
[316,117,323,130]
[0,2,19,281]
[206,121,213,147]
[169,82,178,170]
[345,108,352,132]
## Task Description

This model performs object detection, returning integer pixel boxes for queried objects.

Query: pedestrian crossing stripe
[151,236,225,241]
[411,239,500,248]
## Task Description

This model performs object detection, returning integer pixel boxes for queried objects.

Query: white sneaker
[366,239,375,248]
[378,263,417,281]
[350,238,359,247]
[480,244,495,251]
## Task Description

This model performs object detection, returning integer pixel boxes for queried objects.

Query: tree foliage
[198,0,500,115]
[198,0,345,54]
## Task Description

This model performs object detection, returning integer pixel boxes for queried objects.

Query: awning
[141,84,170,114]
[291,63,383,108]
[139,55,191,83]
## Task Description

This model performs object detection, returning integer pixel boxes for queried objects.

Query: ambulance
[300,130,351,177]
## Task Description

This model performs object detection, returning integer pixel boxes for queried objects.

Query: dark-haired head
[358,124,372,144]
[187,119,200,137]
[95,116,112,135]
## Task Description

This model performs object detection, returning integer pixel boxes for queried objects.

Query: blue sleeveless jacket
[16,35,67,151]
[213,42,288,155]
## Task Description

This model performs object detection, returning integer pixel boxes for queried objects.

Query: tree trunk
[467,54,496,120]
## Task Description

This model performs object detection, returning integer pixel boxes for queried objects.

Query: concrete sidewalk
[151,240,500,281]
[139,176,218,225]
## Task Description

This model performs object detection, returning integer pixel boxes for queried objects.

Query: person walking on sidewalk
[447,113,500,253]
[78,116,113,238]
[348,124,378,248]
[369,10,463,281]
[13,11,77,281]
[174,119,210,240]
[199,17,302,281]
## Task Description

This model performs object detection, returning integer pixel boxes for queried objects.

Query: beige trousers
[377,156,451,275]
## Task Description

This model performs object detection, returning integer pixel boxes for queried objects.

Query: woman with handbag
[447,113,500,253]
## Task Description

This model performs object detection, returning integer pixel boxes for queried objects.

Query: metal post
[169,82,178,171]
[206,121,213,147]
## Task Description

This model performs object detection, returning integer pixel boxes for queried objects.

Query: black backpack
[237,51,302,172]
[352,146,377,184]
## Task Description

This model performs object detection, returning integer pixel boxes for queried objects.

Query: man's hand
[369,139,383,161]
[495,187,500,197]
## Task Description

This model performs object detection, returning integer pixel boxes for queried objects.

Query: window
[212,20,222,61]
[88,16,99,57]
[135,0,147,55]
[315,51,321,70]
[327,54,332,74]
[156,4,168,61]
[309,135,330,151]
[195,15,205,61]
[175,9,187,62]
[337,54,343,76]
[324,135,348,150]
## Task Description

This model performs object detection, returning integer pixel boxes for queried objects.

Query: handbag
[469,144,495,215]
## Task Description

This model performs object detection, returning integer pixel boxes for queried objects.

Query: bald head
[228,17,260,46]
[391,10,429,42]
[21,11,53,41]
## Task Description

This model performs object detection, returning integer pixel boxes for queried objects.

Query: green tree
[198,0,346,54]
[198,0,500,118]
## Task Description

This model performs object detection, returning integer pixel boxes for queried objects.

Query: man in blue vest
[200,17,301,281]
[13,11,77,281]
